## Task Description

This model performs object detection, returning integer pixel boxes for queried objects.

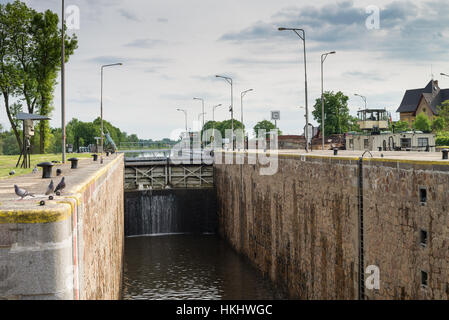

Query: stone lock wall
[215,154,360,299]
[215,153,449,300]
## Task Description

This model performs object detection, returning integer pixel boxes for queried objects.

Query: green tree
[253,120,281,137]
[394,120,410,133]
[30,8,77,153]
[432,117,445,133]
[214,119,245,139]
[0,1,77,154]
[413,113,432,133]
[312,91,354,135]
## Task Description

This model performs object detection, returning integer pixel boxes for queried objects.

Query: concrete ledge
[0,153,125,300]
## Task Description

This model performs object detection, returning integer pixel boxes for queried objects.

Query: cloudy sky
[1,0,449,140]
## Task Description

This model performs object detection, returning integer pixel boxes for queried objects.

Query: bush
[436,132,449,146]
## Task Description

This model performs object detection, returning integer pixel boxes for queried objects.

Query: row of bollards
[37,152,115,179]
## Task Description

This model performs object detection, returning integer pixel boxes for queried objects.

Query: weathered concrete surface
[215,150,449,300]
[0,154,124,300]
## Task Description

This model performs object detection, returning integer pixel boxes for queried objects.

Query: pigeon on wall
[14,185,34,200]
[32,167,39,174]
[45,180,55,196]
[54,177,66,195]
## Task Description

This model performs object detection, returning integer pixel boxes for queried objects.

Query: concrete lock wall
[215,153,449,300]
[0,154,124,300]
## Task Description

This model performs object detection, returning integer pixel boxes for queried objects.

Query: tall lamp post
[441,73,449,79]
[241,89,253,129]
[216,75,234,150]
[279,27,310,152]
[61,0,66,163]
[212,104,222,147]
[193,97,205,129]
[177,108,188,134]
[321,51,336,151]
[100,63,122,153]
[354,94,367,110]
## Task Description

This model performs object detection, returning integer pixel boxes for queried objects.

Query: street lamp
[193,97,205,129]
[321,51,336,151]
[241,89,253,129]
[441,73,449,78]
[212,104,222,124]
[177,108,188,134]
[216,75,234,150]
[278,27,310,152]
[354,94,367,110]
[101,62,123,153]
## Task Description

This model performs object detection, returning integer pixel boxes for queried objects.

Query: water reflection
[123,235,285,300]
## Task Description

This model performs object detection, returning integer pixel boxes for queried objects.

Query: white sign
[271,111,281,121]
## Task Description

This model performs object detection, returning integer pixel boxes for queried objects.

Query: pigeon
[45,180,55,196]
[54,177,66,195]
[14,185,34,200]
[9,170,15,176]
[56,169,62,176]
[32,166,39,174]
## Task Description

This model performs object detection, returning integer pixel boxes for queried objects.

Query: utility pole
[61,0,66,163]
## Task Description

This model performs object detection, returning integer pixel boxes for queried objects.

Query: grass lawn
[0,153,94,179]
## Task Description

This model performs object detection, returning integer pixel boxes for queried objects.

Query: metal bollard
[37,162,54,179]
[443,149,449,160]
[92,154,98,162]
[68,158,79,169]
[334,148,338,156]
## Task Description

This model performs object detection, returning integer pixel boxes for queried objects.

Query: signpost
[271,111,281,129]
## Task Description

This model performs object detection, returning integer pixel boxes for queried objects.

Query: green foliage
[413,113,432,133]
[436,132,449,147]
[393,121,410,133]
[202,119,245,139]
[312,91,354,135]
[0,1,78,154]
[253,120,282,137]
[432,117,445,133]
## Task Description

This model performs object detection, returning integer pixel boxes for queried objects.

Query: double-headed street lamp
[193,97,205,129]
[278,27,310,152]
[216,75,234,150]
[321,51,336,151]
[101,62,123,153]
[241,89,253,130]
[177,108,188,134]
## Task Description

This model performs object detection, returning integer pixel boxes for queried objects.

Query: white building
[346,132,436,152]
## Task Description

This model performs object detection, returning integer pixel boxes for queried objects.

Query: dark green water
[122,235,285,300]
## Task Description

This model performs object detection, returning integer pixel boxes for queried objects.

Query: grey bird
[45,180,55,196]
[54,177,66,194]
[9,170,15,176]
[32,166,39,174]
[14,185,34,200]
